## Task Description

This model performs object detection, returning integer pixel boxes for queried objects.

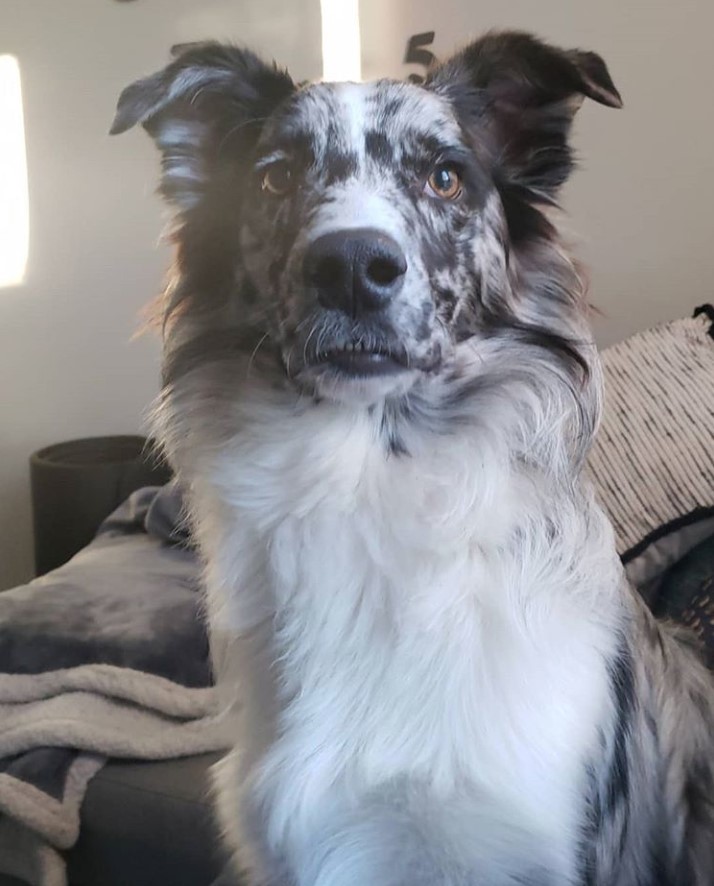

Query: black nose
[304,228,407,316]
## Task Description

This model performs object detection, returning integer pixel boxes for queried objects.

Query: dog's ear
[426,31,621,198]
[111,43,295,209]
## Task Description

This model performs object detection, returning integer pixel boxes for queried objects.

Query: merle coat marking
[113,31,714,886]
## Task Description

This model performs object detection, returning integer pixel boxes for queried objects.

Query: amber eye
[426,164,462,200]
[261,161,292,196]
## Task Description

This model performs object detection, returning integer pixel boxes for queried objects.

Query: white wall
[0,0,321,590]
[360,0,714,347]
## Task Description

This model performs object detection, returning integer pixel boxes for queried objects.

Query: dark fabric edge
[622,507,714,565]
[692,303,714,338]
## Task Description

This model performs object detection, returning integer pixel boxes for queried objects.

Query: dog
[113,31,714,885]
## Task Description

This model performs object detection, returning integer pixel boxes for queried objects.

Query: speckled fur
[113,32,714,885]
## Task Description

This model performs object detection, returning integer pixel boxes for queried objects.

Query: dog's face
[240,80,486,402]
[113,33,620,409]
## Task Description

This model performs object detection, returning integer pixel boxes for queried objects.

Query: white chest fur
[183,397,622,883]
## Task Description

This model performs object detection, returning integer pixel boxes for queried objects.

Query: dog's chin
[294,362,421,405]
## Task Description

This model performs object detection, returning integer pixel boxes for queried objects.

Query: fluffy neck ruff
[156,326,619,632]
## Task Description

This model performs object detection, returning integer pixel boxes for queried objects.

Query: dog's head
[113,32,620,433]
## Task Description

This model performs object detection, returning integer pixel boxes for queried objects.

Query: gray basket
[30,436,171,576]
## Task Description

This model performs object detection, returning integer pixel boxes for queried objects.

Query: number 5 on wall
[404,32,437,84]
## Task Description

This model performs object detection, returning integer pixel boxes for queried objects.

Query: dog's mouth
[283,331,442,402]
[314,343,408,377]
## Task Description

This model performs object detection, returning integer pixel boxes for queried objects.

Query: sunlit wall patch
[0,55,29,288]
[320,0,361,82]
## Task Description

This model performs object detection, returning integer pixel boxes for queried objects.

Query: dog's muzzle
[303,228,408,377]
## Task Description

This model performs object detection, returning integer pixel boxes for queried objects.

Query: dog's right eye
[261,161,293,196]
[426,164,462,201]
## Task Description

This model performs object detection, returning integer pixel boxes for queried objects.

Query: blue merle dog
[113,31,714,886]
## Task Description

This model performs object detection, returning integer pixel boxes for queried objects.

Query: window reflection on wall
[320,0,361,81]
[0,55,29,288]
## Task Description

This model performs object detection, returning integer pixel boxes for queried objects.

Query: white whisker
[246,332,270,377]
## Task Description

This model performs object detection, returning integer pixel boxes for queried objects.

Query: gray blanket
[0,485,232,886]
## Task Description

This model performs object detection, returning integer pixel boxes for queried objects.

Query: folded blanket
[0,485,232,886]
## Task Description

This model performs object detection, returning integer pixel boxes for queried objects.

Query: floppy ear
[111,43,295,209]
[427,31,621,200]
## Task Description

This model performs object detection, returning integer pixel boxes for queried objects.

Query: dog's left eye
[261,161,293,196]
[426,165,462,201]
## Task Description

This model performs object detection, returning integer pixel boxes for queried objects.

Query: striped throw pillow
[589,307,714,595]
